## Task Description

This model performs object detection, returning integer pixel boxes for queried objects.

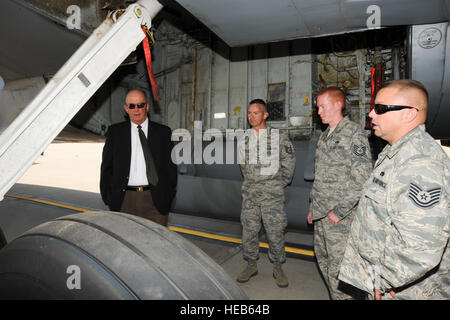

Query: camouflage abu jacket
[309,116,373,221]
[239,127,296,199]
[338,125,450,299]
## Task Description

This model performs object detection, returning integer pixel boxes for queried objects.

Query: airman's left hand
[327,210,340,226]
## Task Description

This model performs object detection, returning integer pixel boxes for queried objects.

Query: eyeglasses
[127,103,146,109]
[374,104,419,114]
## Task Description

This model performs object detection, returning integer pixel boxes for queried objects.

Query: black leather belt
[126,185,150,192]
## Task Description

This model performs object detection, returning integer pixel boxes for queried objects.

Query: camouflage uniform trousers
[314,214,358,300]
[241,195,287,264]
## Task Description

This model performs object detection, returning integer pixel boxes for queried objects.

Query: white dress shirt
[128,118,149,186]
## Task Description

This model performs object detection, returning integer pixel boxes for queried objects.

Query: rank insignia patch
[353,145,366,157]
[408,183,441,208]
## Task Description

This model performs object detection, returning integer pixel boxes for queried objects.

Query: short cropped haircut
[379,79,429,104]
[316,86,345,104]
[248,98,267,112]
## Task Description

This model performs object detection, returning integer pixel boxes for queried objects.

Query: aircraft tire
[0,211,247,300]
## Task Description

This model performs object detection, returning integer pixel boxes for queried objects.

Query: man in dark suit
[100,89,177,226]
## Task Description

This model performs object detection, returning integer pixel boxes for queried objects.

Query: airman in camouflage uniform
[308,87,373,300]
[237,99,296,288]
[339,80,449,300]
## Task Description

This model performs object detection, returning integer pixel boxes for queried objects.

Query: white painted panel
[248,59,267,101]
[211,51,229,130]
[289,54,313,118]
[229,60,247,129]
[195,49,212,124]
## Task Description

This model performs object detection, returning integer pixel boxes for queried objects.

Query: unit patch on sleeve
[408,183,442,208]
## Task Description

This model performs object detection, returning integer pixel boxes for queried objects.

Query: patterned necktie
[137,125,159,186]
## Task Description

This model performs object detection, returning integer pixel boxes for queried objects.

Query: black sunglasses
[374,104,419,114]
[127,103,146,109]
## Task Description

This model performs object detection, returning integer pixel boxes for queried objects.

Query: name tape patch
[373,177,387,189]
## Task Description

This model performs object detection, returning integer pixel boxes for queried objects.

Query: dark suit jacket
[100,120,177,214]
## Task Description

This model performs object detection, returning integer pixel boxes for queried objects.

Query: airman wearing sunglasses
[308,87,373,300]
[100,89,177,226]
[339,79,449,300]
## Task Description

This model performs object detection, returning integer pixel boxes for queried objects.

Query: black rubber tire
[0,211,248,300]
[0,226,6,249]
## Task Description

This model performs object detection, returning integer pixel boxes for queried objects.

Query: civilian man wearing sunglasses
[307,87,373,300]
[100,89,177,226]
[339,79,449,299]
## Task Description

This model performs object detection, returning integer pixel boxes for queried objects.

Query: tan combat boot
[236,260,258,283]
[273,262,288,288]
